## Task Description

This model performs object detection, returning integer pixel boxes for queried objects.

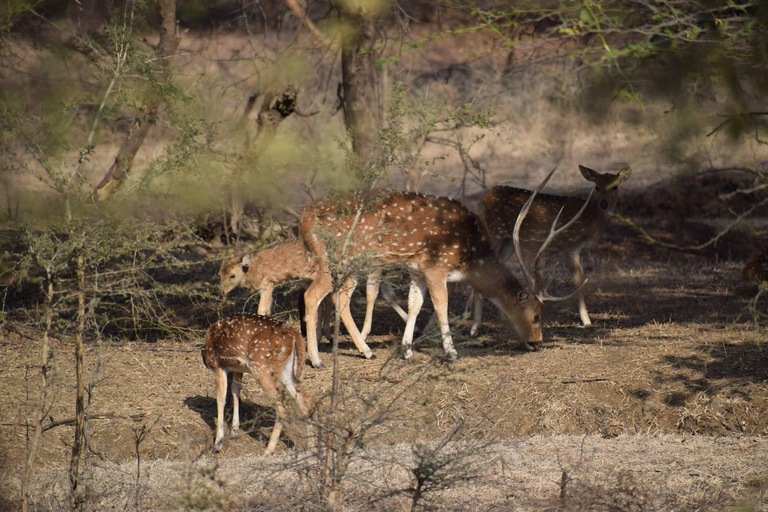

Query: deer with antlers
[202,313,312,454]
[218,239,409,343]
[298,175,589,367]
[481,165,631,327]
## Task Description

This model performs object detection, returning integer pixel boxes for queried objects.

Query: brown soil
[2,190,768,509]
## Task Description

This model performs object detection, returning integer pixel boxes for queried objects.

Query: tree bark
[21,272,54,512]
[338,2,383,162]
[69,255,86,511]
[94,0,177,201]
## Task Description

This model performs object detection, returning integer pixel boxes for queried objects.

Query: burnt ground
[1,176,768,510]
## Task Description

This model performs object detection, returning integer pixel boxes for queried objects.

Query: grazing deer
[218,239,318,316]
[201,313,312,454]
[481,165,631,327]
[219,239,409,344]
[299,180,588,368]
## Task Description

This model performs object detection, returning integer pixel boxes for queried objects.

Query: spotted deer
[201,313,312,454]
[298,184,588,368]
[218,239,409,342]
[481,165,631,327]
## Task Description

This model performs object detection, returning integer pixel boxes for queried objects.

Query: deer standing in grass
[298,181,588,368]
[218,239,408,343]
[202,313,312,454]
[481,165,631,327]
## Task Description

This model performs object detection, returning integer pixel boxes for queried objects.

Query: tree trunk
[21,272,54,512]
[69,255,86,511]
[94,0,177,201]
[338,3,382,162]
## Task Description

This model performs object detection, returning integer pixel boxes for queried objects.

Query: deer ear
[579,165,597,182]
[241,254,252,269]
[617,167,632,183]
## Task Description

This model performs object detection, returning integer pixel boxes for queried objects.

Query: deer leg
[304,271,333,369]
[212,368,228,453]
[231,371,243,433]
[463,286,484,336]
[379,282,409,323]
[254,373,285,455]
[336,277,374,359]
[470,291,483,338]
[566,251,591,327]
[319,298,333,341]
[402,276,427,359]
[424,270,458,361]
[360,269,381,340]
[293,385,314,450]
[265,403,287,456]
[422,282,458,336]
[257,284,275,316]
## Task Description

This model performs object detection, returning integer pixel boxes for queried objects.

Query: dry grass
[1,243,767,508]
[11,435,768,510]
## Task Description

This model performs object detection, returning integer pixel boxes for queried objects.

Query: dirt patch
[1,214,768,508]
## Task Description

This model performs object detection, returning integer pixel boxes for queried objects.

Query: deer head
[218,253,253,296]
[579,165,631,213]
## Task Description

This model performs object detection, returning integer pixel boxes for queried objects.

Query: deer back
[483,166,631,254]
[218,239,315,295]
[484,187,607,252]
[299,191,500,274]
[202,314,305,382]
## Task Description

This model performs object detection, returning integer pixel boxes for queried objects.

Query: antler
[513,167,596,302]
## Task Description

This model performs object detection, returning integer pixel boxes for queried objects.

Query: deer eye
[230,274,236,279]
[517,291,528,302]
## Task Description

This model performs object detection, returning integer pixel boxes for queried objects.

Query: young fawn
[201,313,311,454]
[218,239,409,344]
[298,186,587,367]
[218,239,317,316]
[481,165,631,327]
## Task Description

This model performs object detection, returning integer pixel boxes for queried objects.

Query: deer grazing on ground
[218,239,409,343]
[298,177,589,368]
[201,313,312,454]
[480,165,631,327]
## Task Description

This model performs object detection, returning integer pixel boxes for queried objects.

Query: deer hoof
[311,360,325,369]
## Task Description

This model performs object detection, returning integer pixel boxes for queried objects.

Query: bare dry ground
[2,197,768,509]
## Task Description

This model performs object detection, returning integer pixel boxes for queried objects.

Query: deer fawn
[201,313,312,454]
[219,239,409,345]
[218,239,317,316]
[481,165,631,327]
[298,183,588,367]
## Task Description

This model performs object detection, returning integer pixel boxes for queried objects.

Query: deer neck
[464,256,525,298]
[583,195,614,233]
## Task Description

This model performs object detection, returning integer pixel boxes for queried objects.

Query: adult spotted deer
[201,313,311,454]
[218,239,408,342]
[481,165,631,327]
[298,185,588,368]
